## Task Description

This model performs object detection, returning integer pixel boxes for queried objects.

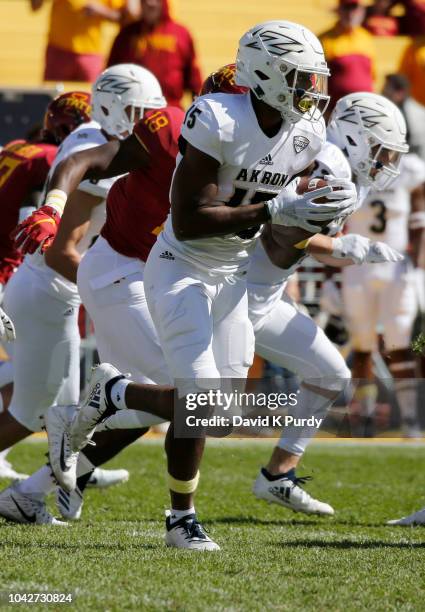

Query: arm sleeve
[179,99,223,163]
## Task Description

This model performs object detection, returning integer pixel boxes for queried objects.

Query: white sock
[109,378,131,410]
[0,448,10,462]
[76,452,95,478]
[394,379,418,423]
[18,465,55,500]
[96,409,166,431]
[170,506,196,524]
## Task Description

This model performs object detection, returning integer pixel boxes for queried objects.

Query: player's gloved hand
[323,176,359,216]
[11,206,61,255]
[365,241,404,264]
[266,177,357,233]
[0,306,15,342]
[332,233,404,265]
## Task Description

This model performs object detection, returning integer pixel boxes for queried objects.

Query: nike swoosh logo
[11,496,36,523]
[60,435,71,472]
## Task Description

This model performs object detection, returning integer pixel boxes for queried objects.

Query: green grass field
[0,439,425,611]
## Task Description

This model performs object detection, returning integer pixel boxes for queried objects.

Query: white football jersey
[25,120,119,301]
[160,92,326,275]
[347,153,425,252]
[247,141,351,325]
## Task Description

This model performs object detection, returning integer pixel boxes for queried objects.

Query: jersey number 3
[369,199,387,234]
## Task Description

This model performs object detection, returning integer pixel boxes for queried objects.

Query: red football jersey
[101,106,184,262]
[0,139,57,283]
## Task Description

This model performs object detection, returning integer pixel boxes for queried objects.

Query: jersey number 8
[145,111,169,133]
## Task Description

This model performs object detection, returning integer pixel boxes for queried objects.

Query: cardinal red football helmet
[43,91,91,144]
[200,64,248,96]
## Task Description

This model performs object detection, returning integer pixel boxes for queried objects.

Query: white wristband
[45,189,68,216]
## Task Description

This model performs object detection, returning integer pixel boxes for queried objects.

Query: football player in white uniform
[199,71,407,514]
[245,94,409,514]
[329,94,424,437]
[142,21,359,549]
[53,22,354,550]
[0,65,157,524]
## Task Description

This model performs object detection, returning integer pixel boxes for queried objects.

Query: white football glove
[266,177,358,233]
[332,234,404,265]
[0,306,15,342]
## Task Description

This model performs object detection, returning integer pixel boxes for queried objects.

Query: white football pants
[144,239,255,398]
[3,262,80,432]
[249,286,351,455]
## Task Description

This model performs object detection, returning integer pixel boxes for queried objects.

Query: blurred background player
[0,92,90,480]
[383,73,425,162]
[327,92,423,437]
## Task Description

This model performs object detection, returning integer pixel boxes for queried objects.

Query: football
[296,176,330,203]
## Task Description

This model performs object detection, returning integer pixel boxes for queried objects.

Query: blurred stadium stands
[0,0,412,91]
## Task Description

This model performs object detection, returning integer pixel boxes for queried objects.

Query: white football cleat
[0,484,68,525]
[387,507,425,526]
[56,485,83,521]
[253,468,335,516]
[87,468,129,488]
[70,363,126,452]
[45,405,79,492]
[165,512,220,551]
[0,456,28,481]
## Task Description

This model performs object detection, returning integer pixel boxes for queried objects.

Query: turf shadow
[207,516,333,527]
[270,539,425,550]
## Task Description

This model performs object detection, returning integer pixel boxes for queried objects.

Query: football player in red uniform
[0,91,91,480]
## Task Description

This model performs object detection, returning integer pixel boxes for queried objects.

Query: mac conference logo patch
[293,135,310,154]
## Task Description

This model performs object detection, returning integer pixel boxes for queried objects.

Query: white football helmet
[92,63,166,139]
[235,20,330,123]
[327,92,409,190]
